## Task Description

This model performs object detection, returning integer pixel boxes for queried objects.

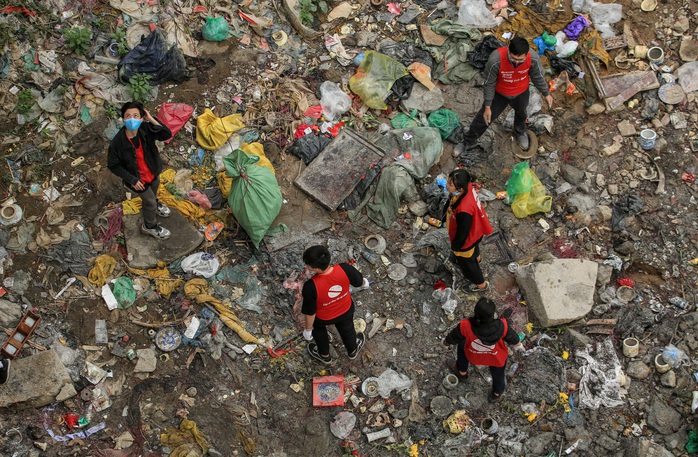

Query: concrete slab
[123,207,204,269]
[0,350,74,410]
[515,258,598,327]
[294,129,385,210]
[264,198,331,252]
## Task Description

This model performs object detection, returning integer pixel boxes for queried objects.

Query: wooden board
[294,129,385,210]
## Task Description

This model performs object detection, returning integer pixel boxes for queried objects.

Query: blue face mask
[451,191,461,196]
[124,118,142,131]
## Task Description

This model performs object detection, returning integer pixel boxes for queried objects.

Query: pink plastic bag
[186,190,212,210]
[157,103,194,143]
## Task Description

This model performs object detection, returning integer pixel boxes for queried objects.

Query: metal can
[508,262,519,273]
[125,348,137,360]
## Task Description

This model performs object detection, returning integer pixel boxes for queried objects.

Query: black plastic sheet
[118,31,188,85]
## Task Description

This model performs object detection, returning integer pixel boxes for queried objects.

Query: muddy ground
[0,0,697,455]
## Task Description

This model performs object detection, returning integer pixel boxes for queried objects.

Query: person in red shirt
[446,169,493,292]
[301,245,368,364]
[453,37,553,156]
[443,298,522,400]
[108,101,173,239]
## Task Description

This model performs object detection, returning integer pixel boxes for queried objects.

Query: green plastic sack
[224,149,282,248]
[686,430,698,453]
[510,165,552,218]
[506,161,533,198]
[427,109,461,139]
[202,17,229,42]
[113,277,136,309]
[391,109,420,129]
[542,31,557,47]
[349,51,408,110]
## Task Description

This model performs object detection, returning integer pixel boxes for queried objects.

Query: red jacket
[460,319,509,367]
[495,47,531,97]
[448,183,493,251]
[310,266,352,320]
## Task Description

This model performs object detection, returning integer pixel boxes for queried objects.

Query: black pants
[463,89,530,145]
[457,340,507,395]
[312,303,357,357]
[454,243,485,285]
[131,176,160,228]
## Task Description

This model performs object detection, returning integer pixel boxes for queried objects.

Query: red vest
[311,266,352,320]
[495,47,531,97]
[448,183,494,251]
[460,319,509,367]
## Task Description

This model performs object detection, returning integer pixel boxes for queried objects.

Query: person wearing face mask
[108,101,173,239]
[446,169,493,292]
[454,37,552,156]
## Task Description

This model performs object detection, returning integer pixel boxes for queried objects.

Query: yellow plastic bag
[511,167,552,218]
[349,51,408,110]
[195,108,245,150]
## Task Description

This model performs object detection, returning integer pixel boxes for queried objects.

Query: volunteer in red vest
[446,169,493,292]
[443,298,522,401]
[301,245,368,364]
[454,37,552,156]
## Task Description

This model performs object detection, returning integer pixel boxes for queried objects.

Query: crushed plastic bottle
[668,296,688,309]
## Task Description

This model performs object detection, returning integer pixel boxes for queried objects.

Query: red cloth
[157,103,193,144]
[460,319,509,367]
[311,266,352,320]
[129,137,154,184]
[448,183,494,251]
[495,47,531,97]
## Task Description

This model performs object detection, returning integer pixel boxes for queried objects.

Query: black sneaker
[141,223,171,240]
[0,358,11,385]
[467,281,489,293]
[156,201,171,218]
[348,332,365,360]
[308,342,333,365]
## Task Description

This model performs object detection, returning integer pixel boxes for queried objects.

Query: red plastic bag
[157,103,194,143]
[186,190,212,210]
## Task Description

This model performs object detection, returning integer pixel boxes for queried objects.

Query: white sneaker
[141,223,171,240]
[156,201,171,217]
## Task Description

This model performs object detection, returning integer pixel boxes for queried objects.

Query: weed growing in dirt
[16,89,34,115]
[109,26,128,57]
[297,0,327,27]
[127,74,152,102]
[92,15,110,33]
[104,103,120,120]
[63,26,92,56]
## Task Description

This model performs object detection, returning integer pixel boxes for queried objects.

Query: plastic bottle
[361,251,379,265]
[571,0,585,12]
[427,217,442,227]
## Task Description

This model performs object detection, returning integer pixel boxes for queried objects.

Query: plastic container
[571,0,585,12]
[640,129,657,150]
[427,217,442,227]
[622,337,639,358]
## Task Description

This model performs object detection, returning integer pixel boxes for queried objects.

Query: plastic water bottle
[571,0,585,12]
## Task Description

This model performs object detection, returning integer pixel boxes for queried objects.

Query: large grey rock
[561,164,586,185]
[647,398,681,435]
[523,432,555,455]
[0,350,74,410]
[402,84,444,112]
[626,361,651,380]
[0,299,22,327]
[564,328,592,347]
[515,259,598,326]
[123,208,204,269]
[636,438,673,457]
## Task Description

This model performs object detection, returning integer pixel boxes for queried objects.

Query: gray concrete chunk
[0,350,74,410]
[515,259,598,326]
[123,208,203,269]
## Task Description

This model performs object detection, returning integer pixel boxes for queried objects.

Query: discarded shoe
[517,132,530,150]
[446,361,469,380]
[141,223,171,240]
[348,332,365,360]
[156,201,171,217]
[308,342,333,365]
[0,358,10,385]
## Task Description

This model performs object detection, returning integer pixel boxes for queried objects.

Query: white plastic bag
[556,41,579,58]
[661,344,689,368]
[432,288,458,315]
[181,252,220,278]
[575,338,624,409]
[320,81,352,122]
[457,0,498,29]
[584,0,622,38]
[213,135,242,170]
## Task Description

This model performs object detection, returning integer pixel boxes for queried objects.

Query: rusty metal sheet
[294,129,385,210]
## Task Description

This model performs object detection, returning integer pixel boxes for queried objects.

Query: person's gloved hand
[361,278,370,289]
[303,329,313,341]
[514,343,525,353]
